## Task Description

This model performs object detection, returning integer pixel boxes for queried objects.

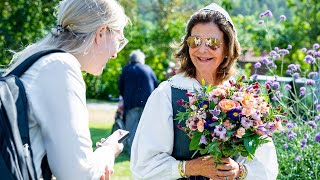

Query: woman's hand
[96,129,125,157]
[99,164,114,180]
[185,156,240,180]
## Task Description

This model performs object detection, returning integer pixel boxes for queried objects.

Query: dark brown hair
[175,10,241,84]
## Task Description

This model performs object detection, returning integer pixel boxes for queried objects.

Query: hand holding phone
[117,130,129,143]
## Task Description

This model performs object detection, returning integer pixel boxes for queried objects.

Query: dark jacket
[119,62,158,113]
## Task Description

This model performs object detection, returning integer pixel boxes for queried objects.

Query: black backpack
[0,49,64,180]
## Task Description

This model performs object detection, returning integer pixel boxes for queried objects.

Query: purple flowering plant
[175,77,284,165]
[253,10,320,164]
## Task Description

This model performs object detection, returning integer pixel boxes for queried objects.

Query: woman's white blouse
[21,52,114,180]
[131,73,279,180]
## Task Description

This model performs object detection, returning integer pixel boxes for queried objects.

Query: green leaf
[189,132,202,151]
[201,79,206,86]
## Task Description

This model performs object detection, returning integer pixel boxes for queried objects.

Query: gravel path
[87,102,118,123]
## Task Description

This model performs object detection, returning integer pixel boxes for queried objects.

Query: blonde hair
[7,0,129,71]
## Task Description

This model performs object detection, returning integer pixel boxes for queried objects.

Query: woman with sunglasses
[131,3,278,180]
[5,0,129,179]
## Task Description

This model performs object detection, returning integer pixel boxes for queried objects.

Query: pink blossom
[236,127,246,138]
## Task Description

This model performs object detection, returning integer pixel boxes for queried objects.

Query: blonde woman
[5,0,129,179]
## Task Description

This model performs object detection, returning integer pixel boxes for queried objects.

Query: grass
[89,122,133,180]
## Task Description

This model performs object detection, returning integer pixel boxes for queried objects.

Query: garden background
[1,0,319,179]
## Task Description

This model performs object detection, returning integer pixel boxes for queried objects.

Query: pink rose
[242,107,253,116]
[235,127,246,138]
[218,99,240,112]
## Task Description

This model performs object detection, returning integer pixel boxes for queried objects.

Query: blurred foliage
[0,0,319,98]
[0,0,60,66]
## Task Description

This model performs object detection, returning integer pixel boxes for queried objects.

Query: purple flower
[308,121,316,128]
[209,106,221,116]
[304,133,309,139]
[315,134,320,143]
[284,84,292,90]
[288,64,299,71]
[213,125,227,140]
[241,117,253,129]
[227,108,242,122]
[286,123,294,129]
[302,48,307,52]
[199,101,209,109]
[307,50,315,55]
[287,130,297,140]
[294,156,301,162]
[274,47,279,51]
[313,43,320,49]
[279,15,286,21]
[300,139,307,148]
[270,50,277,56]
[261,58,270,64]
[199,135,207,145]
[272,81,280,89]
[264,10,273,17]
[315,115,320,120]
[275,91,282,98]
[279,49,289,55]
[304,55,316,64]
[258,20,264,24]
[287,44,292,49]
[254,62,261,69]
[259,13,264,18]
[316,104,320,111]
[315,51,320,58]
[286,69,292,75]
[204,119,215,131]
[274,54,281,60]
[292,73,300,78]
[299,87,306,96]
[306,80,315,86]
[283,144,288,149]
[308,72,318,78]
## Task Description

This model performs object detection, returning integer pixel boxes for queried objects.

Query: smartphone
[118,130,130,143]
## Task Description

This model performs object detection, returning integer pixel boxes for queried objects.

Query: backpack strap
[8,49,65,77]
[9,49,65,180]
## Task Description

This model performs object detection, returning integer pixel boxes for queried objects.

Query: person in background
[119,49,158,155]
[130,3,278,180]
[5,0,129,179]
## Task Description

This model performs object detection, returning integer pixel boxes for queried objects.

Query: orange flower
[218,99,240,112]
[241,94,256,108]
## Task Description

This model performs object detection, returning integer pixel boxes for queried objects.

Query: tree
[0,0,59,66]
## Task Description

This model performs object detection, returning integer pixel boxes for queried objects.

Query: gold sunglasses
[186,36,222,50]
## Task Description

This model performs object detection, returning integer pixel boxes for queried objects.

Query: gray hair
[7,0,129,71]
[129,49,145,64]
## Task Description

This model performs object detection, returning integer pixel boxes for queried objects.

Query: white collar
[167,73,201,90]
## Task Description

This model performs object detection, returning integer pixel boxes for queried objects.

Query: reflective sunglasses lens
[187,36,199,48]
[187,36,221,50]
[207,38,221,50]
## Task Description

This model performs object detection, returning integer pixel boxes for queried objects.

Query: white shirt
[21,52,114,180]
[131,73,279,180]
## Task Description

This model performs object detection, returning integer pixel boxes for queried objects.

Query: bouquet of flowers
[175,76,284,163]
